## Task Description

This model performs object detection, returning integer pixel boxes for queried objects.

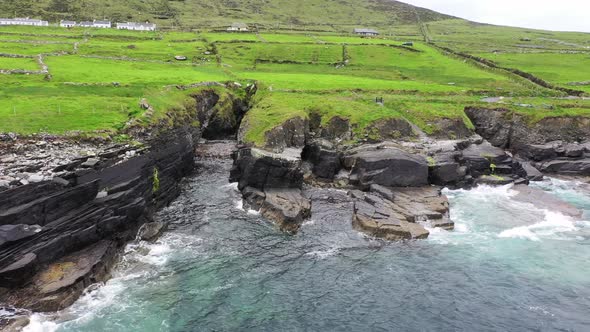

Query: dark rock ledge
[0,128,198,314]
[465,107,590,176]
[230,147,311,232]
[230,129,555,240]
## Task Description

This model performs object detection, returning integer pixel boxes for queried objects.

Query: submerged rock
[513,185,583,219]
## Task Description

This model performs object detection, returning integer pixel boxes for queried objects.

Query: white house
[227,23,249,32]
[93,20,111,28]
[59,20,76,28]
[79,20,111,28]
[353,28,379,36]
[0,18,49,27]
[116,22,156,31]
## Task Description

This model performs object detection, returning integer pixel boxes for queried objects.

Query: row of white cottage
[0,18,156,31]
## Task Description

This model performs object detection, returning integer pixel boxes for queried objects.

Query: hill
[0,0,454,32]
[0,1,589,145]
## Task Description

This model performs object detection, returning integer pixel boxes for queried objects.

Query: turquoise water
[25,161,590,331]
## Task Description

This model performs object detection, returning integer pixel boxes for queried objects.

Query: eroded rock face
[346,147,429,188]
[138,222,167,242]
[0,126,200,310]
[3,241,117,312]
[302,140,342,180]
[264,117,309,152]
[430,118,473,139]
[464,107,590,176]
[232,146,311,230]
[230,147,304,191]
[320,116,351,141]
[365,118,416,141]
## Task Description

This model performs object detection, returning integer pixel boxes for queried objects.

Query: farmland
[0,22,589,145]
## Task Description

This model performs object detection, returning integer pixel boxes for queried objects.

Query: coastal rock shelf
[0,128,198,312]
[230,134,533,239]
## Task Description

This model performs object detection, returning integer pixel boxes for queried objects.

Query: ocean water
[23,160,590,332]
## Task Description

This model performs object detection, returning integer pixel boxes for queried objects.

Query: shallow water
[24,160,590,332]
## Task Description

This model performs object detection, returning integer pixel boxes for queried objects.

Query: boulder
[81,158,100,168]
[564,143,585,158]
[461,142,511,177]
[520,162,544,181]
[348,147,428,188]
[259,189,311,232]
[520,143,559,161]
[428,152,464,186]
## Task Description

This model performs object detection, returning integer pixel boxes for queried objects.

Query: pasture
[0,24,588,143]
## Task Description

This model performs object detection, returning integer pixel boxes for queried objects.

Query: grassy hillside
[0,0,453,32]
[0,2,589,145]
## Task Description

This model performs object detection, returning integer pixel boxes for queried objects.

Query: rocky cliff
[0,85,252,316]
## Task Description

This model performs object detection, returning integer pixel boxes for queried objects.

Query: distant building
[0,18,49,27]
[353,28,379,36]
[227,23,249,32]
[79,20,111,28]
[60,20,76,28]
[116,22,156,31]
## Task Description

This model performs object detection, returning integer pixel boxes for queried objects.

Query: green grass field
[0,22,589,145]
[0,57,40,70]
[478,52,590,93]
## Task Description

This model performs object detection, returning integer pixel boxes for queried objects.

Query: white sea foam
[305,247,339,259]
[235,199,244,210]
[23,314,58,332]
[499,210,579,241]
[247,209,260,215]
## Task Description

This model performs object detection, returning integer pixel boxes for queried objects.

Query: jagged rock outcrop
[302,140,342,180]
[0,127,199,311]
[230,147,303,191]
[231,147,311,231]
[264,117,309,152]
[364,118,416,140]
[464,107,590,176]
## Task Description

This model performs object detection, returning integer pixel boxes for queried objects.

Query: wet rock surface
[0,139,144,192]
[465,107,590,176]
[0,127,200,311]
[349,185,453,241]
[513,185,584,219]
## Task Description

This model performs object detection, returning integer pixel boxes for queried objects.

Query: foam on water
[305,247,340,259]
[499,210,579,241]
